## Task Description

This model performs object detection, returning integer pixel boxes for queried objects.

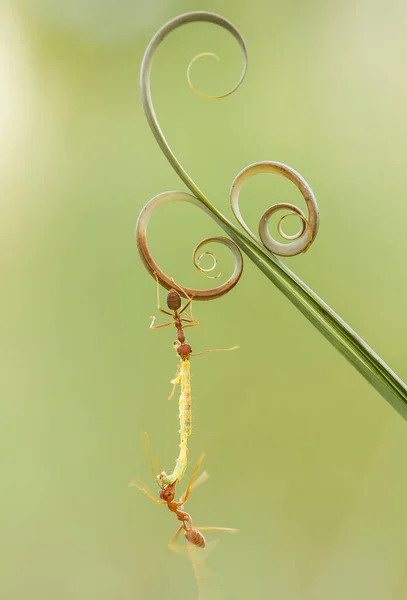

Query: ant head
[159,483,176,502]
[167,289,181,311]
[177,343,192,360]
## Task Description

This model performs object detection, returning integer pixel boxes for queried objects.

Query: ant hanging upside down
[130,435,237,549]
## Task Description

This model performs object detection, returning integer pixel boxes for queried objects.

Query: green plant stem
[209,210,407,421]
[139,11,407,421]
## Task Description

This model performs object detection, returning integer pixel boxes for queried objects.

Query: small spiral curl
[230,161,319,257]
[186,51,245,101]
[194,250,220,279]
[136,190,243,300]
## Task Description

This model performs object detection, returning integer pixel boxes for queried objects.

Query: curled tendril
[134,12,407,420]
[187,52,242,100]
[140,11,247,204]
[194,251,220,280]
[136,190,243,300]
[138,12,318,298]
[278,212,306,241]
[230,162,319,257]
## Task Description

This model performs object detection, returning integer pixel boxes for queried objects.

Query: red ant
[130,436,237,549]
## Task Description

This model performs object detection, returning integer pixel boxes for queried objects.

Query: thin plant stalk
[137,11,407,421]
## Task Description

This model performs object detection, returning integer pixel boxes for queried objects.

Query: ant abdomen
[167,289,182,311]
[185,527,206,548]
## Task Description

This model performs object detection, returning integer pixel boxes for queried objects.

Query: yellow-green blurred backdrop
[2,1,407,599]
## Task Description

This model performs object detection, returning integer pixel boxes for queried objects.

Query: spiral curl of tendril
[187,52,239,100]
[136,191,243,300]
[195,251,220,280]
[230,162,319,257]
[137,11,318,298]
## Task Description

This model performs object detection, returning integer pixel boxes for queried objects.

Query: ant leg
[182,471,209,501]
[181,312,197,322]
[168,525,184,550]
[191,346,239,357]
[194,526,238,533]
[181,313,200,327]
[178,453,205,506]
[169,278,195,318]
[149,316,173,330]
[155,455,162,475]
[179,470,209,506]
[158,309,173,317]
[179,298,194,316]
[153,272,173,317]
[129,483,166,505]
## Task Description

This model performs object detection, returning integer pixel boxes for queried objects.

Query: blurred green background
[2,0,407,598]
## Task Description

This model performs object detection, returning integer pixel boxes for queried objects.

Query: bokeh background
[2,0,407,598]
